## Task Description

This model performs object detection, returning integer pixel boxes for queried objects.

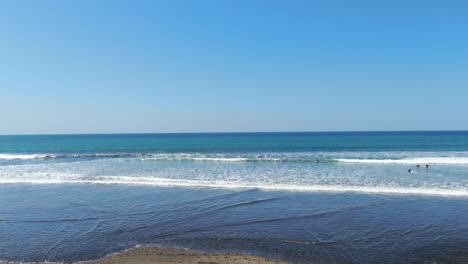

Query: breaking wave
[0,153,280,162]
[336,157,468,165]
[0,154,47,160]
[2,152,468,165]
[0,175,467,197]
[0,153,136,160]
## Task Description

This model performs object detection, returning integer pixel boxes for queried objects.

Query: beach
[0,247,285,264]
[86,247,285,264]
[3,0,468,262]
[1,132,468,264]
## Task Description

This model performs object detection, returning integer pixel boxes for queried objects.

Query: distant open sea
[1,132,468,263]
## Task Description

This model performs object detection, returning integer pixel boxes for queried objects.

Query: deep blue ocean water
[1,132,468,263]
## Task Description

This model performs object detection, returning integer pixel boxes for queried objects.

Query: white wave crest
[141,153,281,162]
[3,152,468,165]
[1,176,467,197]
[335,157,468,165]
[0,154,47,160]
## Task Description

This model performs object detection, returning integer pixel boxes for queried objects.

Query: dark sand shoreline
[0,247,287,264]
[85,247,287,264]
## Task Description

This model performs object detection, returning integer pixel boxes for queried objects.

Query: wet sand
[84,247,286,264]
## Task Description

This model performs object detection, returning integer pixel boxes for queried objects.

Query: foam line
[0,154,45,160]
[0,177,467,197]
[336,157,468,165]
[2,152,468,165]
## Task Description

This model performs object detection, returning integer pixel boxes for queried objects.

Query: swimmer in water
[417,164,420,168]
[408,169,412,173]
[425,164,429,168]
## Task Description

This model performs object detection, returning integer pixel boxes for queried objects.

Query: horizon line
[1,130,468,136]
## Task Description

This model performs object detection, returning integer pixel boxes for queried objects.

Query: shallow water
[1,185,468,264]
[1,132,468,263]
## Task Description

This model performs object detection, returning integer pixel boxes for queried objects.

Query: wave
[336,157,468,165]
[0,153,298,162]
[2,152,468,165]
[0,153,140,160]
[0,154,47,160]
[1,176,467,197]
[140,153,283,162]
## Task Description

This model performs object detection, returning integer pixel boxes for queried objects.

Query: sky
[1,0,467,134]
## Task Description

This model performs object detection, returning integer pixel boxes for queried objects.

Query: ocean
[1,132,468,263]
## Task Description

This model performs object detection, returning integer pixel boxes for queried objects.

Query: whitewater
[1,150,468,197]
[2,132,468,264]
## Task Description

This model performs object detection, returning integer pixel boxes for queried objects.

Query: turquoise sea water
[1,132,468,263]
[2,131,468,153]
[1,132,468,196]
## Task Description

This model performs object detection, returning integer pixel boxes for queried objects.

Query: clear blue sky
[1,1,467,134]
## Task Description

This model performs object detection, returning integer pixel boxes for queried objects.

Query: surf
[335,157,468,165]
[3,151,468,165]
[1,176,467,197]
[0,154,47,160]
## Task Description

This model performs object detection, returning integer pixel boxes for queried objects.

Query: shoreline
[0,247,287,264]
[85,247,287,264]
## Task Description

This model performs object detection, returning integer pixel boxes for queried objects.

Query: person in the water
[425,164,429,168]
[408,169,412,173]
[417,164,420,168]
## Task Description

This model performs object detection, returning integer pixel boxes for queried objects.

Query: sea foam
[2,152,468,165]
[1,175,467,197]
[335,157,468,165]
[0,154,46,160]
